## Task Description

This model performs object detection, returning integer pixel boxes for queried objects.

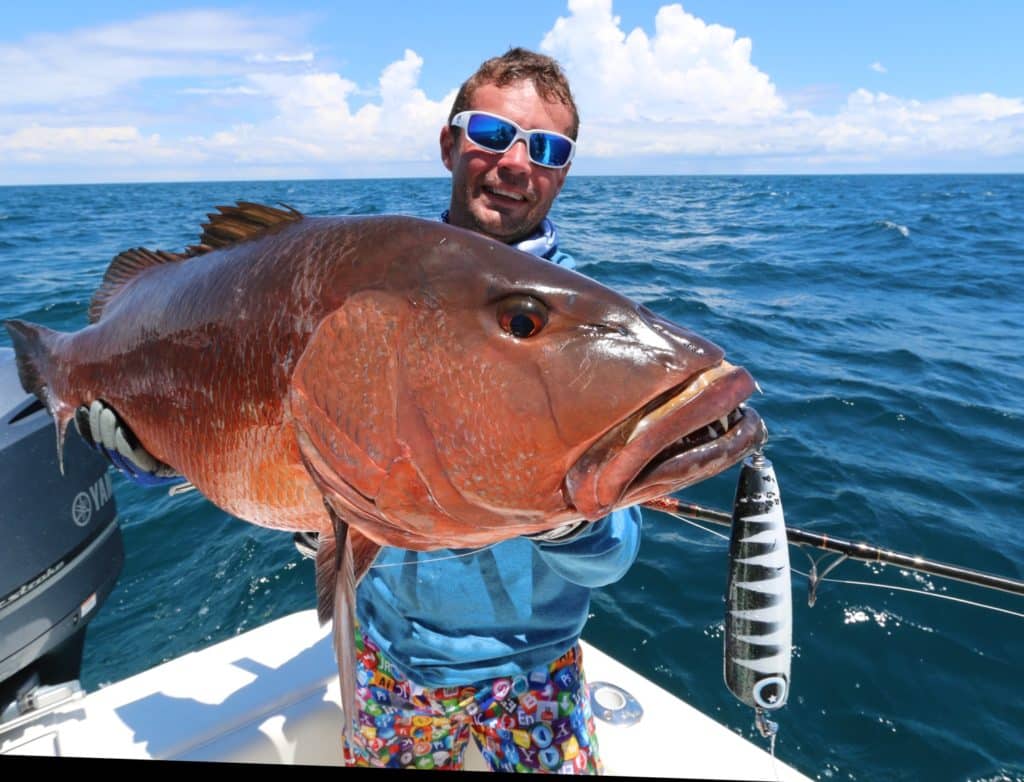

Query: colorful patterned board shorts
[342,629,604,774]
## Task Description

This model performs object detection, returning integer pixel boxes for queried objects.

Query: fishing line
[767,732,783,782]
[667,508,1023,619]
[666,513,731,542]
[793,570,1024,620]
[656,502,1023,616]
[368,541,503,568]
[646,498,1024,598]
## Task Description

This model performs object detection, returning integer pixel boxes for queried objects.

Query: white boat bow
[1,608,812,779]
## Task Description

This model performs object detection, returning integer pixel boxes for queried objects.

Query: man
[346,52,641,773]
[79,48,642,775]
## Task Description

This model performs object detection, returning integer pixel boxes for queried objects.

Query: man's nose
[497,139,532,173]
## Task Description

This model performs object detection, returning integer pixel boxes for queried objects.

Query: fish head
[291,218,765,548]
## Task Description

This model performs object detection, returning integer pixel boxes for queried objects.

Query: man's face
[440,80,574,243]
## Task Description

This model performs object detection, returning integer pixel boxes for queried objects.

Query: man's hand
[525,521,590,543]
[74,400,184,487]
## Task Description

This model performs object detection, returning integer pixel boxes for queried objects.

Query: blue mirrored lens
[466,114,516,151]
[529,134,572,167]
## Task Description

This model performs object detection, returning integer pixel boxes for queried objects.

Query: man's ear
[440,126,455,172]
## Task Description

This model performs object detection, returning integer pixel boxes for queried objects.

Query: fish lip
[564,362,763,519]
[618,407,766,508]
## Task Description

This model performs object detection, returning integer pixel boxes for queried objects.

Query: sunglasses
[450,111,576,169]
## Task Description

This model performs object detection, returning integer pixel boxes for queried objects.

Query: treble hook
[803,550,849,607]
[755,706,779,739]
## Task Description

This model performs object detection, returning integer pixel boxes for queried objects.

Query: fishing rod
[641,495,1024,600]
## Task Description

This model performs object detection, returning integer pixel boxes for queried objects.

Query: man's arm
[530,506,643,588]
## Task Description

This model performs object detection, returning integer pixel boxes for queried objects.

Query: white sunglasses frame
[450,111,576,169]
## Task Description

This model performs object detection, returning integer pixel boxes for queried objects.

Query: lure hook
[755,706,779,739]
[803,550,849,607]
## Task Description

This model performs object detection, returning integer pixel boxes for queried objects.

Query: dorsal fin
[88,247,186,323]
[191,201,304,253]
[87,202,304,324]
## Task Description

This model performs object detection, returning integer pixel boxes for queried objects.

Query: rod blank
[642,497,1024,598]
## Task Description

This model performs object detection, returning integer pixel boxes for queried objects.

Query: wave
[878,219,911,237]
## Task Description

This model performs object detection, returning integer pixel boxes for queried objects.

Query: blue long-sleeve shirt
[354,241,644,686]
[355,507,642,686]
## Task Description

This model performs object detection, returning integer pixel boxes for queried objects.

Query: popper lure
[724,452,792,740]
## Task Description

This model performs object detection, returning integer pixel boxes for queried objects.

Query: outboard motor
[0,347,123,720]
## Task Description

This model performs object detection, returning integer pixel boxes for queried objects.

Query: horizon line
[3,171,1024,189]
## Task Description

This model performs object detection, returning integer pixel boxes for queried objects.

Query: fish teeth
[703,417,729,441]
[626,361,737,444]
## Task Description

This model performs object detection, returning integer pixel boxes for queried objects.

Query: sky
[2,0,1022,184]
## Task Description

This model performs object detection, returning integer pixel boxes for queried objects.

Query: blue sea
[1,175,1022,780]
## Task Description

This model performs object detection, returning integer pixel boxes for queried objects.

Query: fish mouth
[565,361,767,519]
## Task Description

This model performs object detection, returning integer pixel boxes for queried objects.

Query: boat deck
[1,609,812,779]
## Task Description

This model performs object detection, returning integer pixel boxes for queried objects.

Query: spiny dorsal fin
[87,202,304,324]
[194,201,303,252]
[88,247,185,323]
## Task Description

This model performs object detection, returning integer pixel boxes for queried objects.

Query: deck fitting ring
[589,681,643,726]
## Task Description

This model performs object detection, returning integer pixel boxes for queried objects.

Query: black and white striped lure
[724,452,792,739]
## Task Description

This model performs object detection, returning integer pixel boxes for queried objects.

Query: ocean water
[1,175,1022,780]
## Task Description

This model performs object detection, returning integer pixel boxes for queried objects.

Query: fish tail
[4,319,75,473]
[316,502,381,752]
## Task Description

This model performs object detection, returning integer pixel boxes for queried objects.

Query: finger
[114,426,160,473]
[529,521,588,542]
[98,406,119,450]
[89,401,105,446]
[74,406,96,446]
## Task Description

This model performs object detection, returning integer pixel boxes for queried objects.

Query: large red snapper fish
[5,203,766,740]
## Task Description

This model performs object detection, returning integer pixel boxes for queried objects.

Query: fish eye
[497,295,548,339]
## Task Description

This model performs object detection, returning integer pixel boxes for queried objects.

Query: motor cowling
[0,348,123,716]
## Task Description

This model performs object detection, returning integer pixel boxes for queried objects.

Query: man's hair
[448,47,579,140]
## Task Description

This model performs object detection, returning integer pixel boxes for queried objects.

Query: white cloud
[0,11,454,177]
[542,0,784,124]
[180,86,262,96]
[1,3,1022,181]
[0,125,196,166]
[246,52,316,64]
[0,11,303,108]
[219,50,454,163]
[85,10,294,53]
[870,61,887,73]
[823,90,1024,157]
[539,0,1024,167]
